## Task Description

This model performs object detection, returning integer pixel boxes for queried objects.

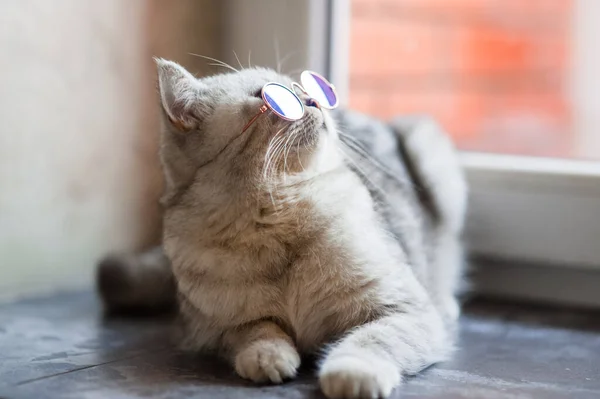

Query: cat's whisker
[263,133,287,182]
[189,53,239,72]
[336,145,388,204]
[296,139,305,172]
[263,128,287,175]
[337,132,395,174]
[283,135,296,180]
[269,131,289,182]
[248,50,252,68]
[285,68,304,79]
[262,129,288,210]
[266,134,290,212]
[274,36,282,73]
[337,135,421,211]
[272,134,289,179]
[281,130,298,182]
[207,62,238,72]
[263,169,280,212]
[338,132,420,192]
[279,51,300,74]
[263,146,281,187]
[337,132,381,165]
[232,50,244,70]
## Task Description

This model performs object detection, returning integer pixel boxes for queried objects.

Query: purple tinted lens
[262,83,304,120]
[263,92,284,116]
[313,74,337,107]
[301,71,338,109]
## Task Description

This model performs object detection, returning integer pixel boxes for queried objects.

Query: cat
[97,58,467,399]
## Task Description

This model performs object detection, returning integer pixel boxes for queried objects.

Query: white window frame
[222,0,600,308]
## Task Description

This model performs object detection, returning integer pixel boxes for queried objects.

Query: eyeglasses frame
[241,70,339,133]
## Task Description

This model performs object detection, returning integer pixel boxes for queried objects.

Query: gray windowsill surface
[0,291,599,399]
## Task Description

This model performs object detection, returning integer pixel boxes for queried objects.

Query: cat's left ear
[155,58,205,131]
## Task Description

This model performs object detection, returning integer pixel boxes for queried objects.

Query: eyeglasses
[241,70,339,133]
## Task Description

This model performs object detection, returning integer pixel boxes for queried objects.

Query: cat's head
[155,59,341,206]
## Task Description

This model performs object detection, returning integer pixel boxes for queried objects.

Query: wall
[0,0,220,301]
[221,0,329,79]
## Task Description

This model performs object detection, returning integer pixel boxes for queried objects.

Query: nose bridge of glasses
[290,82,322,108]
[290,82,307,95]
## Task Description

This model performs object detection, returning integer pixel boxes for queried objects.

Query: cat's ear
[155,58,204,131]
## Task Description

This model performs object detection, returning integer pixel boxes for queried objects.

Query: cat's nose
[305,98,321,109]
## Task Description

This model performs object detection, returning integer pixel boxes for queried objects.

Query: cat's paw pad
[234,339,300,384]
[319,356,400,399]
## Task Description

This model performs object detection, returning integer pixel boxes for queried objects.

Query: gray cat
[97,59,467,399]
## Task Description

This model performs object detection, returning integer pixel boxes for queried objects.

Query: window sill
[463,152,600,271]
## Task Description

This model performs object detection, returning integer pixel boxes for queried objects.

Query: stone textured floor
[1,292,599,399]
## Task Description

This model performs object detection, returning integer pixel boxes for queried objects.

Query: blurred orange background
[349,0,573,157]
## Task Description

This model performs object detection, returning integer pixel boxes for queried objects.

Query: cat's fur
[97,59,467,399]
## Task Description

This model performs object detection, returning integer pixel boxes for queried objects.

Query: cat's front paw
[234,339,300,384]
[319,356,400,399]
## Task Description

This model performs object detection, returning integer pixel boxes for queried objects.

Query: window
[349,0,599,160]
[339,0,600,306]
[223,0,600,307]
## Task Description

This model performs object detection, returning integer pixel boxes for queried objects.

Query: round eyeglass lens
[300,71,338,109]
[262,83,304,120]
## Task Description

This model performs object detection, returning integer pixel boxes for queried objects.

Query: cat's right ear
[155,58,204,132]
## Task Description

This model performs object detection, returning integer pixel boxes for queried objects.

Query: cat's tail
[390,116,468,234]
[96,246,177,314]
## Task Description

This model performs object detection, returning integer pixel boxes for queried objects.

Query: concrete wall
[0,0,220,300]
[221,0,328,78]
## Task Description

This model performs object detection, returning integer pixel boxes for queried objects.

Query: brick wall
[350,0,574,157]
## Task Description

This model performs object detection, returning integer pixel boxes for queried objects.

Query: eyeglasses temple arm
[241,104,268,133]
